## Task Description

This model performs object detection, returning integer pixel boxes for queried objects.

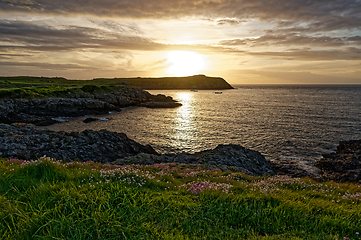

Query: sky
[0,0,361,84]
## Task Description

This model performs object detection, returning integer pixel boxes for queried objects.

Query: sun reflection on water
[169,92,199,152]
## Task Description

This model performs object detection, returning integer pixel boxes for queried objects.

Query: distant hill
[0,75,233,90]
[93,75,234,90]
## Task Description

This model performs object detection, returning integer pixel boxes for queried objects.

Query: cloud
[3,19,359,63]
[220,34,361,48]
[0,61,93,70]
[0,53,31,58]
[247,47,361,61]
[0,20,249,54]
[0,20,164,52]
[243,70,361,84]
[1,0,360,32]
[217,18,245,25]
[88,19,144,35]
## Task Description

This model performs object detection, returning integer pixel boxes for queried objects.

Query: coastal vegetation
[0,157,360,239]
[0,83,124,99]
[0,75,233,92]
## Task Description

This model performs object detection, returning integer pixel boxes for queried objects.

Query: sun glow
[167,51,205,76]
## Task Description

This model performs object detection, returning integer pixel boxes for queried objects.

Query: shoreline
[0,83,360,183]
[0,82,182,126]
[1,122,360,183]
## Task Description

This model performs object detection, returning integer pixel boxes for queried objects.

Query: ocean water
[45,85,361,162]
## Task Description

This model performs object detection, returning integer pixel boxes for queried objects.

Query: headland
[0,74,234,90]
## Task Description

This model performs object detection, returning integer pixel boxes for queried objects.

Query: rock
[140,101,182,108]
[83,117,98,123]
[0,85,181,126]
[270,159,323,180]
[314,140,361,183]
[114,144,275,177]
[151,94,175,102]
[195,144,275,176]
[0,123,158,163]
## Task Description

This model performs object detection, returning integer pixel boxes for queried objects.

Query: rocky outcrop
[270,159,323,180]
[114,144,275,177]
[139,94,182,108]
[0,83,181,126]
[140,102,182,108]
[0,98,118,125]
[0,123,157,163]
[0,124,274,176]
[4,121,361,182]
[314,140,361,183]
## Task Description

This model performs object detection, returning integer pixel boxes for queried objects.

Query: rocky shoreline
[1,123,360,183]
[0,82,360,183]
[0,82,181,126]
[0,123,274,176]
[0,123,157,163]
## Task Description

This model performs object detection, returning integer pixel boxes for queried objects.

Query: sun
[167,51,205,76]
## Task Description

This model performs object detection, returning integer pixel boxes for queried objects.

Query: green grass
[0,157,360,239]
[0,84,124,99]
[0,75,232,93]
[0,75,130,98]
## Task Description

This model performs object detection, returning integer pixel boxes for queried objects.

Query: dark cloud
[0,53,30,58]
[0,20,163,52]
[1,0,360,32]
[0,20,244,54]
[217,18,245,25]
[1,20,359,63]
[0,61,93,70]
[88,19,143,34]
[220,34,361,48]
[209,42,361,61]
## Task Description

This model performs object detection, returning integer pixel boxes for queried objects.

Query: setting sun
[167,51,205,77]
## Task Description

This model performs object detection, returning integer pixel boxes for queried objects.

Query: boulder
[270,159,323,180]
[314,140,361,183]
[114,144,275,177]
[83,117,98,123]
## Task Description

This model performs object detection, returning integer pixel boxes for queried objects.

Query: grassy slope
[0,75,233,91]
[0,84,124,99]
[1,157,360,239]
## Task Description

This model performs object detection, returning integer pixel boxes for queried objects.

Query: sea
[44,85,361,162]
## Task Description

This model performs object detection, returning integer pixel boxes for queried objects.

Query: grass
[0,84,124,99]
[0,75,130,99]
[0,157,360,239]
[0,75,232,93]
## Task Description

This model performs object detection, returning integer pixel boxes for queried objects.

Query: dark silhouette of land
[0,74,233,90]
